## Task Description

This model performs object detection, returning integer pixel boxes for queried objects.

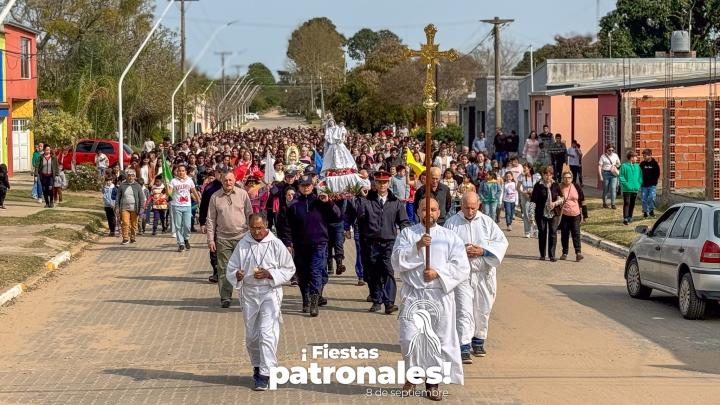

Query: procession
[2,1,720,404]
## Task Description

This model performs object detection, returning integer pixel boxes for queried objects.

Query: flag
[233,160,250,181]
[314,148,323,173]
[161,152,174,198]
[263,151,275,184]
[406,148,425,177]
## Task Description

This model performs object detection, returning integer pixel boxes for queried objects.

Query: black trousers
[570,165,582,185]
[536,215,558,259]
[40,175,54,206]
[0,187,6,206]
[104,207,116,233]
[552,160,564,182]
[363,239,397,305]
[623,192,637,220]
[559,214,582,255]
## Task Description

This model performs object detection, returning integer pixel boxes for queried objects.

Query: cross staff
[401,24,459,270]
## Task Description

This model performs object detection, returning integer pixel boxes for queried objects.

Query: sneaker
[461,351,473,364]
[643,212,648,218]
[507,225,512,231]
[130,239,136,244]
[221,300,231,308]
[178,245,185,252]
[253,375,269,391]
[121,240,129,245]
[385,304,399,315]
[369,303,382,312]
[576,253,584,262]
[559,254,567,261]
[208,274,218,283]
[611,205,617,210]
[472,345,487,357]
[549,257,557,262]
[184,240,191,250]
[336,263,346,275]
[650,210,655,218]
[623,219,629,226]
[318,296,328,306]
[524,233,531,238]
[602,203,608,209]
[0,205,5,209]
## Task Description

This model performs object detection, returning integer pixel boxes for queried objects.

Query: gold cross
[402,24,459,108]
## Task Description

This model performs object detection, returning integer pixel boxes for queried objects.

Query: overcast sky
[154,0,616,78]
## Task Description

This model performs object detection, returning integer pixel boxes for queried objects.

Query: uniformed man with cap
[345,170,410,314]
[278,174,342,317]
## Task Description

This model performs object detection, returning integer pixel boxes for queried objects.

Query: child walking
[150,176,168,235]
[502,172,518,231]
[53,164,67,204]
[102,176,118,236]
[480,172,501,222]
[0,164,9,209]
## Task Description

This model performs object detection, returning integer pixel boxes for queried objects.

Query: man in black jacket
[413,167,452,225]
[279,175,342,317]
[345,171,410,314]
[199,168,223,283]
[639,149,660,218]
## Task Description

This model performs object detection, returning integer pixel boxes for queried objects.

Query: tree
[513,35,600,75]
[598,0,720,57]
[287,17,346,89]
[347,28,401,62]
[30,110,93,170]
[246,62,281,112]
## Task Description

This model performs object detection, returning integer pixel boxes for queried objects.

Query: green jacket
[619,162,643,193]
[31,151,42,169]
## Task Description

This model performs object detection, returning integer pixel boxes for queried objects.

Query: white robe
[444,211,508,344]
[392,223,471,385]
[321,123,356,173]
[226,232,296,376]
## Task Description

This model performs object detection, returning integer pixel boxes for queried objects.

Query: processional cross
[401,24,459,270]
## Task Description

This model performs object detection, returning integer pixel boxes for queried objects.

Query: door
[661,207,697,290]
[638,207,680,285]
[11,119,30,171]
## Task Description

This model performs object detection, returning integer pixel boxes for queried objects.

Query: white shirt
[599,153,620,172]
[567,147,581,166]
[170,177,195,207]
[143,140,156,153]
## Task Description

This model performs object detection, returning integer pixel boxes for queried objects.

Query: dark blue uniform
[279,192,342,305]
[345,190,410,309]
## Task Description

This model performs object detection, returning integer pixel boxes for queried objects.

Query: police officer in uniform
[345,170,410,314]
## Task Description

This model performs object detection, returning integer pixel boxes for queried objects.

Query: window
[75,141,94,153]
[714,211,720,238]
[603,116,617,150]
[651,207,679,238]
[96,142,115,154]
[669,207,697,239]
[123,144,133,155]
[12,119,29,132]
[20,37,31,79]
[690,210,703,239]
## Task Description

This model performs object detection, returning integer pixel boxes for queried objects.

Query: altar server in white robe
[227,214,296,391]
[444,192,508,362]
[392,198,470,400]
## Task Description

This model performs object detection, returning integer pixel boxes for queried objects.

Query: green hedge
[67,163,102,191]
[414,123,463,145]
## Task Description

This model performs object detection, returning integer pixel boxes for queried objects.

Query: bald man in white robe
[392,198,470,401]
[227,214,296,391]
[444,192,508,361]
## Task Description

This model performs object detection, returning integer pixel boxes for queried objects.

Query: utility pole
[179,0,186,141]
[215,51,232,128]
[481,17,513,131]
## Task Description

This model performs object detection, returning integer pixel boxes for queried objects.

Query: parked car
[625,201,720,319]
[244,112,260,120]
[57,139,133,169]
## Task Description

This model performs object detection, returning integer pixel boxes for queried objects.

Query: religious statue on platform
[319,116,361,194]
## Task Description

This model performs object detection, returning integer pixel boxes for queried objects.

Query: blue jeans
[32,176,43,199]
[482,201,498,221]
[602,171,618,206]
[294,242,328,296]
[406,202,416,224]
[353,224,363,280]
[172,205,192,245]
[641,186,656,213]
[503,201,516,226]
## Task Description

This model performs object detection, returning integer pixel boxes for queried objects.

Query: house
[0,20,38,176]
[518,58,720,191]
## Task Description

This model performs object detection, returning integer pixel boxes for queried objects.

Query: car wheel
[678,272,706,320]
[626,257,652,299]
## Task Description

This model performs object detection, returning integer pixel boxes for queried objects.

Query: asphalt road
[0,116,718,405]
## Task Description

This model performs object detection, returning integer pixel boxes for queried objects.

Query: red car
[57,139,133,169]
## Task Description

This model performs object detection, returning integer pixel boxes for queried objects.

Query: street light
[171,19,238,143]
[117,0,175,170]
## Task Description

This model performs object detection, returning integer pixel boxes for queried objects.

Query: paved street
[1,217,719,404]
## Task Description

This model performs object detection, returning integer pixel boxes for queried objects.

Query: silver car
[625,201,720,319]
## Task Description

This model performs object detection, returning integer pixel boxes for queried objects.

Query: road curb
[0,231,101,307]
[581,231,630,258]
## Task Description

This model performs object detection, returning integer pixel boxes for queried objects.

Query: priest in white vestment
[392,198,470,400]
[444,192,508,361]
[227,214,296,391]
